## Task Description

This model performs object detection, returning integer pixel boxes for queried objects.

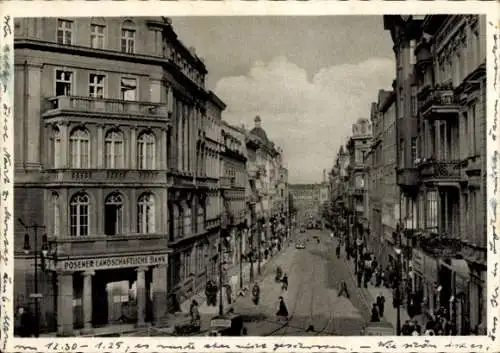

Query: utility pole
[19,219,47,338]
[218,233,224,316]
[239,225,243,289]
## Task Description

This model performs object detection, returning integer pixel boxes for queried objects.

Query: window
[470,104,477,156]
[52,193,60,237]
[70,128,90,168]
[399,139,405,168]
[184,204,192,236]
[426,191,438,231]
[137,193,155,233]
[70,193,89,237]
[55,70,72,96]
[197,199,204,232]
[137,132,156,169]
[105,193,123,236]
[411,137,417,164]
[90,24,105,49]
[89,74,105,98]
[57,19,72,45]
[52,127,61,168]
[121,29,135,54]
[183,251,191,280]
[120,78,137,101]
[105,130,124,168]
[409,40,416,65]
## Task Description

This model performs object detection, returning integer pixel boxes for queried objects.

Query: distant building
[289,182,329,220]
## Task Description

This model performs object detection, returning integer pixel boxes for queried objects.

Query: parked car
[295,242,305,249]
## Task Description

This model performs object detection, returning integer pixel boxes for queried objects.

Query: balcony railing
[419,160,461,180]
[419,88,459,119]
[48,233,168,257]
[220,176,235,189]
[43,169,167,184]
[43,96,169,119]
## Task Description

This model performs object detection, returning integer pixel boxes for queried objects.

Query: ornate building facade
[384,15,487,334]
[13,16,224,336]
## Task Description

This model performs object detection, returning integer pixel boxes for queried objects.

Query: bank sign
[58,254,168,271]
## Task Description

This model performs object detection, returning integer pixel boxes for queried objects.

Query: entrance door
[92,274,108,327]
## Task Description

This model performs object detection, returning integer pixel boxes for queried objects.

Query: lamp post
[394,246,402,336]
[18,218,48,338]
[257,218,262,275]
[218,233,224,316]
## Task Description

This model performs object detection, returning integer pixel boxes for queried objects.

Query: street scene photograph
[11,14,488,337]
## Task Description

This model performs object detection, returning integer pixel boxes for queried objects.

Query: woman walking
[276,296,289,321]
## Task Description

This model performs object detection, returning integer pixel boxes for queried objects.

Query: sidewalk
[333,237,426,332]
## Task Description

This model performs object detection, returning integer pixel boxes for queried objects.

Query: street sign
[29,293,43,299]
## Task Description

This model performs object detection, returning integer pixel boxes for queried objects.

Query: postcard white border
[1,1,499,352]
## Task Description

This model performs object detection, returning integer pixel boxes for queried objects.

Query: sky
[171,16,395,183]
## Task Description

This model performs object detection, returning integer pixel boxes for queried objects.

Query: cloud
[214,56,395,183]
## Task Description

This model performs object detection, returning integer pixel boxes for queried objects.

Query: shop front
[410,249,439,318]
[48,253,169,336]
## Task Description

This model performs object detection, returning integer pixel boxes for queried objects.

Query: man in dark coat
[276,296,289,320]
[18,307,34,337]
[376,293,385,317]
[370,303,380,322]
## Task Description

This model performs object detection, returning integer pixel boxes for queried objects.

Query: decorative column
[136,266,148,327]
[81,271,95,333]
[57,272,74,336]
[130,126,137,169]
[152,264,168,325]
[161,128,167,170]
[25,62,43,170]
[177,103,183,171]
[58,122,70,168]
[97,124,104,168]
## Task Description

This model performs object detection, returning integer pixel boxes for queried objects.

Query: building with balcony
[220,121,248,266]
[385,15,487,334]
[245,116,282,259]
[345,118,372,243]
[13,16,210,336]
[367,90,398,270]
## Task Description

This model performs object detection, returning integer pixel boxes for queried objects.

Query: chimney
[254,115,261,128]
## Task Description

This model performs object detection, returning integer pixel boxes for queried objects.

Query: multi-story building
[345,118,372,247]
[13,16,222,336]
[220,121,247,266]
[289,182,329,222]
[329,146,350,231]
[385,15,487,334]
[367,90,398,270]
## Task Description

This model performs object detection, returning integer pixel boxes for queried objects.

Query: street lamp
[19,218,48,338]
[394,246,402,336]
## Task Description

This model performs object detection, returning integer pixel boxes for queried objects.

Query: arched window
[70,127,90,168]
[197,197,205,232]
[52,127,61,168]
[105,129,125,168]
[137,132,156,170]
[137,193,155,234]
[105,193,124,235]
[70,192,89,236]
[52,192,60,237]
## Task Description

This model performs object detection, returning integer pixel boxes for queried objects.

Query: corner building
[13,17,208,335]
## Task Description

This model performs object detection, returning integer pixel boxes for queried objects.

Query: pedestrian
[370,303,380,322]
[281,273,288,291]
[338,281,350,298]
[189,300,200,324]
[17,307,33,337]
[336,244,341,258]
[376,293,385,317]
[225,284,232,304]
[276,296,289,321]
[252,282,260,305]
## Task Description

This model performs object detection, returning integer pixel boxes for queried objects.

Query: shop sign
[58,254,168,271]
[412,249,424,274]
